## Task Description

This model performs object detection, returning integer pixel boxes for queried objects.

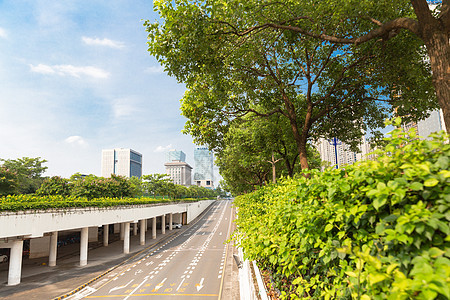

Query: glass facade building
[166,150,186,162]
[193,146,214,189]
[102,148,142,178]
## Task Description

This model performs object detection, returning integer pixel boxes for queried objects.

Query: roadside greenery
[232,120,449,299]
[0,157,48,194]
[0,194,200,212]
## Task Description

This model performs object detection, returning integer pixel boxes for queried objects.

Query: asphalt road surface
[69,200,234,299]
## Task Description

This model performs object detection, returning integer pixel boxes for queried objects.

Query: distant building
[165,161,192,186]
[193,146,214,189]
[101,148,142,178]
[316,136,370,169]
[417,109,447,138]
[166,150,186,162]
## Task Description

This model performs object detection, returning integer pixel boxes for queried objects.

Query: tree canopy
[145,0,437,172]
[0,157,48,194]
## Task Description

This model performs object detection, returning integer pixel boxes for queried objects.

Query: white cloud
[82,36,125,49]
[64,136,88,147]
[112,98,138,119]
[145,66,164,74]
[29,64,110,79]
[154,144,173,153]
[0,27,7,39]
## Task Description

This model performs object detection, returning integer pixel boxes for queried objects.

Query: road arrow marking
[153,278,167,292]
[196,278,205,291]
[124,276,149,300]
[109,279,134,293]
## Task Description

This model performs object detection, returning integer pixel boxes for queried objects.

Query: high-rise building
[316,137,370,169]
[193,146,214,189]
[166,149,186,162]
[101,148,142,178]
[165,161,192,186]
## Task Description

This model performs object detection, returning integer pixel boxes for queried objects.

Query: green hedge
[0,195,200,212]
[233,122,449,299]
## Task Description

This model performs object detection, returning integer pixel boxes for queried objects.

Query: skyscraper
[165,161,192,186]
[166,149,186,162]
[193,146,214,189]
[316,137,370,170]
[101,148,142,178]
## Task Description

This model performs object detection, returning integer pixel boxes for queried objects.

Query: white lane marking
[109,279,134,294]
[196,278,205,291]
[123,276,149,300]
[67,286,97,300]
[177,277,186,292]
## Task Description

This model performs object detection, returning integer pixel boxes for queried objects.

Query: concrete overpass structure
[0,200,215,286]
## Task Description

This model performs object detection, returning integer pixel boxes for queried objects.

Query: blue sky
[0,0,213,179]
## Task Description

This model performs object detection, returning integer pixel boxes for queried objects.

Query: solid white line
[123,276,148,300]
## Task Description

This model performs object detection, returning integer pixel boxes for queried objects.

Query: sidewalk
[0,227,182,300]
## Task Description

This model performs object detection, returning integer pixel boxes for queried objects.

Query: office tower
[193,146,214,189]
[165,161,192,186]
[166,149,186,162]
[316,136,370,169]
[101,148,142,178]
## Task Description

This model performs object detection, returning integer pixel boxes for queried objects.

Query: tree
[36,176,71,196]
[0,166,19,196]
[142,174,172,198]
[1,157,48,194]
[202,0,449,132]
[146,0,435,170]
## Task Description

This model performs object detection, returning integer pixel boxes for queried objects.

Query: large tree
[146,0,435,170]
[0,157,47,194]
[206,0,449,132]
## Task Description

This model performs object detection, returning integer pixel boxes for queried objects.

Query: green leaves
[232,127,450,299]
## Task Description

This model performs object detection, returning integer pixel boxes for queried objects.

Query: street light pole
[329,137,341,169]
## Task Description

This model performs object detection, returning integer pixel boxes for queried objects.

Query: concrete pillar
[120,223,125,240]
[139,219,145,246]
[169,213,173,231]
[161,214,166,235]
[103,225,109,247]
[145,219,148,232]
[29,236,50,259]
[7,240,24,286]
[152,217,157,240]
[49,231,58,267]
[123,222,130,254]
[114,223,120,233]
[88,227,98,242]
[80,227,88,266]
[133,223,138,236]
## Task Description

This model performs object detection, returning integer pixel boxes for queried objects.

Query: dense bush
[36,176,71,196]
[233,120,449,299]
[0,194,200,211]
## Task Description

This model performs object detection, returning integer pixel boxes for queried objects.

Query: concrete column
[114,223,120,233]
[169,213,173,231]
[29,236,50,259]
[88,227,98,242]
[145,219,148,232]
[139,219,145,246]
[120,223,125,240]
[49,231,58,267]
[152,217,157,240]
[133,223,138,236]
[123,222,130,254]
[103,225,109,247]
[80,227,88,266]
[161,214,166,235]
[7,240,23,286]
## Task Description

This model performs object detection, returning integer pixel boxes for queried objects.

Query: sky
[0,0,220,181]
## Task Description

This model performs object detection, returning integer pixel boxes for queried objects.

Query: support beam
[152,217,157,240]
[139,219,145,246]
[169,213,173,231]
[120,223,125,240]
[80,227,88,266]
[161,214,166,235]
[123,222,130,254]
[133,222,138,236]
[103,224,109,247]
[49,231,58,267]
[7,239,23,286]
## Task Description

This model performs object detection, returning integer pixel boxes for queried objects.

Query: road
[70,200,234,299]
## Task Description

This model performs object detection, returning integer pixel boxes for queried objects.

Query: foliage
[145,0,436,170]
[71,174,135,199]
[232,120,449,299]
[0,157,48,194]
[36,176,71,196]
[0,195,201,212]
[0,166,19,196]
